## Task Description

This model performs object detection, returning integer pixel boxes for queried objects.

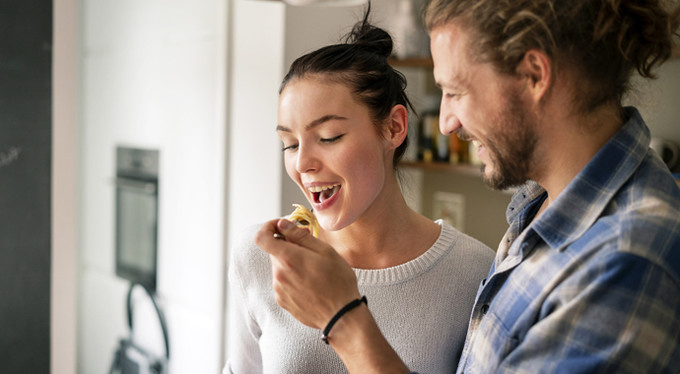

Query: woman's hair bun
[343,3,393,59]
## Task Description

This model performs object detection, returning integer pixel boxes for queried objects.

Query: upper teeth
[308,184,339,193]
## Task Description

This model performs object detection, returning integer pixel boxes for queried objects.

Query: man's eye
[321,134,344,143]
[282,144,298,152]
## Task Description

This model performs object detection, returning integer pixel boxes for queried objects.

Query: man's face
[430,22,539,190]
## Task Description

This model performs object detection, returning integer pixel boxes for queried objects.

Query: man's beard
[471,94,538,191]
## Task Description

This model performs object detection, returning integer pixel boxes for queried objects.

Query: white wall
[226,0,286,250]
[52,0,78,372]
[78,1,228,373]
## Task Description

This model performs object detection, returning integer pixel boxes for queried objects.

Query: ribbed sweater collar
[353,220,455,286]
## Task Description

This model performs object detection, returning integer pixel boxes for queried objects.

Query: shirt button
[481,304,489,315]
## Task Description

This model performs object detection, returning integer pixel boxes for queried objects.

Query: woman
[225,7,494,374]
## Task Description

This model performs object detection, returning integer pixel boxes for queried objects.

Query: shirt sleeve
[499,251,680,374]
[224,262,263,374]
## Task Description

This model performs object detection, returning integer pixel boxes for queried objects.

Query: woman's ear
[384,104,409,150]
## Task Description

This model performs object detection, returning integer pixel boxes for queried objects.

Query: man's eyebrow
[276,114,348,133]
[435,76,465,91]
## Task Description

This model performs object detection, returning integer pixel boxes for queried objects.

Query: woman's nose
[296,145,319,174]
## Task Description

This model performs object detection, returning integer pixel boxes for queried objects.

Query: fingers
[256,218,327,256]
[255,219,294,256]
[275,218,327,252]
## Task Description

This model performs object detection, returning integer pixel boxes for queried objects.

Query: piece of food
[288,204,319,238]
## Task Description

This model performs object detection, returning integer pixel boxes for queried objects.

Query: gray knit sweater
[225,220,494,374]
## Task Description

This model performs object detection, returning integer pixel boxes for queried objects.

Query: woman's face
[277,77,391,231]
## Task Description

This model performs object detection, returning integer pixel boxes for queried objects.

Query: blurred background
[2,0,679,372]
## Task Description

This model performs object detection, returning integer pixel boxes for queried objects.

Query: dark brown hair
[280,4,415,168]
[425,0,680,113]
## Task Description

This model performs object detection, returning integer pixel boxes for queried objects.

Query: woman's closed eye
[282,143,298,152]
[321,134,345,144]
[282,134,344,152]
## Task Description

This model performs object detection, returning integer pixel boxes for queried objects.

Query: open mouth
[309,184,341,204]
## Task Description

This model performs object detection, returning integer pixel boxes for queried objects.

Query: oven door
[115,177,158,291]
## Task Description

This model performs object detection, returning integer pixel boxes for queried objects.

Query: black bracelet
[321,296,368,344]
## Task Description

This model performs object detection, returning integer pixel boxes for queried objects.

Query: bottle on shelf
[432,117,449,162]
[449,135,469,164]
[418,112,435,163]
[419,111,481,165]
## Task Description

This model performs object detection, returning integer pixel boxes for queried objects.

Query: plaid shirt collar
[506,107,650,252]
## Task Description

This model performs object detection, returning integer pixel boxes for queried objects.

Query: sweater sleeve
[224,229,264,374]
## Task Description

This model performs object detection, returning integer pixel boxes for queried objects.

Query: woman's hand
[255,218,361,329]
[255,218,410,373]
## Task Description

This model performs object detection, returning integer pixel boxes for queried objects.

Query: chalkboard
[0,1,53,372]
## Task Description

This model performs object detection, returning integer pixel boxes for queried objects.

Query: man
[256,0,680,372]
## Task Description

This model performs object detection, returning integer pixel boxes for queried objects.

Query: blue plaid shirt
[456,107,680,373]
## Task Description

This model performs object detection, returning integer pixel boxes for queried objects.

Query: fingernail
[279,219,294,230]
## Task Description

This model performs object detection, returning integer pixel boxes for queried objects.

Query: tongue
[319,186,337,203]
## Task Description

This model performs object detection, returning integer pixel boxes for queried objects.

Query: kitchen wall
[78,1,228,373]
[226,0,286,251]
[53,0,78,372]
[628,57,680,168]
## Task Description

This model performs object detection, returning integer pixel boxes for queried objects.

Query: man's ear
[384,104,409,150]
[517,49,552,104]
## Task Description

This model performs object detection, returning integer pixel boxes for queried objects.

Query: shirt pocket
[468,308,520,373]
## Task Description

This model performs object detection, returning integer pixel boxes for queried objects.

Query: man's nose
[439,103,461,136]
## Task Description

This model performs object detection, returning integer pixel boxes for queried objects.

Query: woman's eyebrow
[276,114,348,133]
[306,114,348,130]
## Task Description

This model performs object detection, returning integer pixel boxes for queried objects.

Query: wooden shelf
[400,161,482,177]
[388,56,434,68]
